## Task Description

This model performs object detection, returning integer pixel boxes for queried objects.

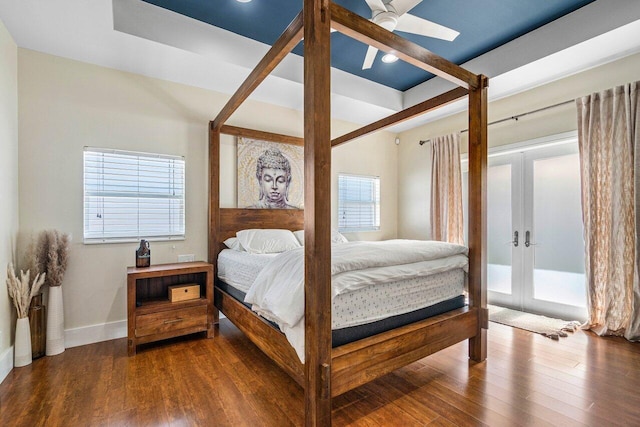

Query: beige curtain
[629,82,640,341]
[430,133,464,245]
[576,81,640,339]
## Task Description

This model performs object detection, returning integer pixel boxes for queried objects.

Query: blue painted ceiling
[142,0,595,91]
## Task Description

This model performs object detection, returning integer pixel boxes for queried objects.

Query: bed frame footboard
[216,284,480,397]
[331,307,477,396]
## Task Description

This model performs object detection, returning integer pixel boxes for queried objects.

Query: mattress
[217,248,466,340]
[333,268,464,329]
[216,279,465,348]
[217,249,277,293]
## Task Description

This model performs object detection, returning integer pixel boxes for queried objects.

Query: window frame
[337,173,381,233]
[83,147,186,244]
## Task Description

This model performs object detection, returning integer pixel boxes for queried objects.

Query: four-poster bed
[208,1,487,425]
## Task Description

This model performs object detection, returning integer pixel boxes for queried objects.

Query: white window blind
[338,174,380,232]
[83,147,185,243]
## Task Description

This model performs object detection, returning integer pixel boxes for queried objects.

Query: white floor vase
[14,317,32,367]
[46,286,65,356]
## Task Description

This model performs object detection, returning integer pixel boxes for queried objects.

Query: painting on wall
[237,137,304,209]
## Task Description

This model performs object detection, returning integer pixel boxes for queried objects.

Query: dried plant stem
[6,263,46,318]
[29,230,70,287]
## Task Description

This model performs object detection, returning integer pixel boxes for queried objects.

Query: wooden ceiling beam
[331,86,469,147]
[212,11,304,131]
[330,3,479,90]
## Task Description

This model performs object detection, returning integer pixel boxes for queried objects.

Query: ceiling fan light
[381,53,398,63]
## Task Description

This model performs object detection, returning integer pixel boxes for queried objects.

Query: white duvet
[244,239,468,362]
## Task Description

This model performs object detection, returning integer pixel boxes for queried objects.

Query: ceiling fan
[361,0,459,69]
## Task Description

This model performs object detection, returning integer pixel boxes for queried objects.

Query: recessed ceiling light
[381,53,398,63]
[236,0,252,3]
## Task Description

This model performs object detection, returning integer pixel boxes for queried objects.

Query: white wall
[397,52,640,239]
[0,18,18,380]
[18,50,398,345]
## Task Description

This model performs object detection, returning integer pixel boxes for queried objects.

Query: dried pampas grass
[28,230,70,287]
[6,263,46,318]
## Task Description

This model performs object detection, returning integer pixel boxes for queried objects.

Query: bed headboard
[216,208,304,253]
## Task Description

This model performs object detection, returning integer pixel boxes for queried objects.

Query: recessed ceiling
[142,0,596,91]
[1,1,639,131]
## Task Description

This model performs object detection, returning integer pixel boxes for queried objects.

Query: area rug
[488,305,581,340]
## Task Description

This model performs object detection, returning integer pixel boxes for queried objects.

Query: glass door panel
[488,164,513,295]
[524,145,587,319]
[486,154,522,307]
[462,135,586,320]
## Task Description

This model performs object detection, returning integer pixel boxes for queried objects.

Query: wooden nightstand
[127,261,216,356]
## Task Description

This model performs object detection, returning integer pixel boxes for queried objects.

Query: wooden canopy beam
[330,3,478,90]
[331,87,468,147]
[219,125,303,146]
[212,12,304,131]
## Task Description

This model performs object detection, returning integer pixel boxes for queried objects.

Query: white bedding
[217,249,277,293]
[243,239,468,362]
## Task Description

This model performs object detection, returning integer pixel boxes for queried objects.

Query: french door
[464,134,588,320]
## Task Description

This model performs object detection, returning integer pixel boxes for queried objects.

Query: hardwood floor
[1,319,638,426]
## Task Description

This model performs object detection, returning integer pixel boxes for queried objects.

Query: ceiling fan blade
[365,0,388,13]
[362,45,379,70]
[389,0,423,16]
[396,13,459,41]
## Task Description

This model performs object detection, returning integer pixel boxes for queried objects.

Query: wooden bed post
[467,75,489,361]
[304,0,333,425]
[209,124,221,325]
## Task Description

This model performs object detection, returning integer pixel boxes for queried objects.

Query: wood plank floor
[1,319,638,426]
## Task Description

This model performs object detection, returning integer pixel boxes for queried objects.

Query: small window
[83,147,185,243]
[338,174,380,232]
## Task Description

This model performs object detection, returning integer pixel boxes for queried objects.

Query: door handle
[511,231,519,247]
[525,231,537,247]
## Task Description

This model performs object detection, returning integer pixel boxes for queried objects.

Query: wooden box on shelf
[168,283,200,302]
[127,261,215,356]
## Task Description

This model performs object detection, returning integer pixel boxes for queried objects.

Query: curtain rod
[418,99,574,145]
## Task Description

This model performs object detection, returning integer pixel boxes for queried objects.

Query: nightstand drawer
[135,305,207,337]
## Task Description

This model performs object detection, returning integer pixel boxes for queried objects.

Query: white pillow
[332,230,349,244]
[223,237,244,251]
[236,229,301,254]
[292,230,349,245]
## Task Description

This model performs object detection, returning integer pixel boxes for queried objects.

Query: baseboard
[64,320,127,349]
[0,345,13,385]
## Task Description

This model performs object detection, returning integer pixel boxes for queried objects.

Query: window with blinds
[83,147,185,243]
[338,174,380,232]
